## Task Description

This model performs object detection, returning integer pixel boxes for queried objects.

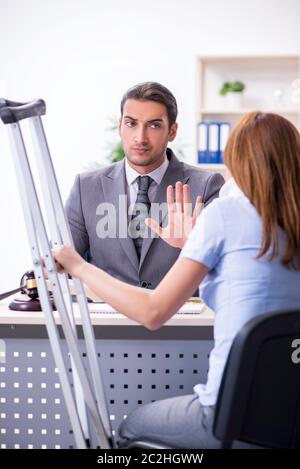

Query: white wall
[0,0,300,290]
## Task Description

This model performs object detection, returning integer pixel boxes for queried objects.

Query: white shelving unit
[196,55,300,175]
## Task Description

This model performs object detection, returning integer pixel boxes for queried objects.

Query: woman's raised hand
[145,181,203,249]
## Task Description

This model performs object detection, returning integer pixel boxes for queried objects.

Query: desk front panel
[0,323,213,449]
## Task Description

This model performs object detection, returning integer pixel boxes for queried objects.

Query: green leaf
[111,142,125,162]
[219,81,245,95]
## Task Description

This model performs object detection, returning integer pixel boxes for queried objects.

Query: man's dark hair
[120,82,178,127]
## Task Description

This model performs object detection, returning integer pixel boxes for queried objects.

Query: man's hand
[52,245,87,279]
[145,181,202,249]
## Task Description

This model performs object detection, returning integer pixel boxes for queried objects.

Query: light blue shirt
[181,181,300,405]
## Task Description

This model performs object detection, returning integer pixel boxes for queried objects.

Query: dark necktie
[130,175,152,259]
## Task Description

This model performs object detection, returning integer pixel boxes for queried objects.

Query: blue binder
[208,122,219,164]
[197,121,231,164]
[197,122,208,163]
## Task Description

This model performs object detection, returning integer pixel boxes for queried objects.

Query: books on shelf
[197,121,231,164]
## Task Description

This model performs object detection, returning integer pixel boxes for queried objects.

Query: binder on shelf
[219,122,231,163]
[197,120,231,164]
[208,122,219,164]
[197,121,208,163]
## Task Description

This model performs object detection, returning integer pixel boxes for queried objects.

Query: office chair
[121,309,300,449]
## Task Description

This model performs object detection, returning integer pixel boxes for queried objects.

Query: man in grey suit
[66,82,224,290]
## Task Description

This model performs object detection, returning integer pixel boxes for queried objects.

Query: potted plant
[219,81,245,108]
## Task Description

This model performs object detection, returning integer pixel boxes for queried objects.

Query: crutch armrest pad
[0,98,46,123]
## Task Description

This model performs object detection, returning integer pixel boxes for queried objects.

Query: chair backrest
[213,309,300,448]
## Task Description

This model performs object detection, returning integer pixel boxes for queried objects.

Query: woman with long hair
[54,112,300,448]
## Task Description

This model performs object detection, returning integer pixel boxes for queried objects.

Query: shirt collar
[125,156,169,186]
[219,178,246,199]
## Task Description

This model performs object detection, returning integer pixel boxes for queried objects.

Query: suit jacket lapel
[102,161,139,271]
[139,150,190,269]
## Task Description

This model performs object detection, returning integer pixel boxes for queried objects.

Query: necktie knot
[137,175,152,192]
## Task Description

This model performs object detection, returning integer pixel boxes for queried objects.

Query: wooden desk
[0,295,214,325]
[0,295,214,339]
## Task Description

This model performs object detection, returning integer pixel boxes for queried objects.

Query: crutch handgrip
[0,98,46,124]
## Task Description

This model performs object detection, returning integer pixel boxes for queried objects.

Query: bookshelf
[196,55,300,175]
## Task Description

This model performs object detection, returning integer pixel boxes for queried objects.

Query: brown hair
[223,111,300,269]
[120,82,178,128]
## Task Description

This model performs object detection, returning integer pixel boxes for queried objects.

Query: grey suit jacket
[65,149,224,289]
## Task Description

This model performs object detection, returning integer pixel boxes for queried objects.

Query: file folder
[197,122,208,163]
[208,122,219,164]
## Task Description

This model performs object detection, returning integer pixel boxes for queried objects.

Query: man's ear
[118,117,122,137]
[168,122,178,142]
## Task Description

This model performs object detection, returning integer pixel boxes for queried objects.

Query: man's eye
[150,123,161,129]
[125,121,135,127]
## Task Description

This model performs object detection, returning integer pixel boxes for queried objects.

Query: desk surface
[0,295,214,327]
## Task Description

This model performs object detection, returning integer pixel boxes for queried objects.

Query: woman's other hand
[52,245,86,279]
